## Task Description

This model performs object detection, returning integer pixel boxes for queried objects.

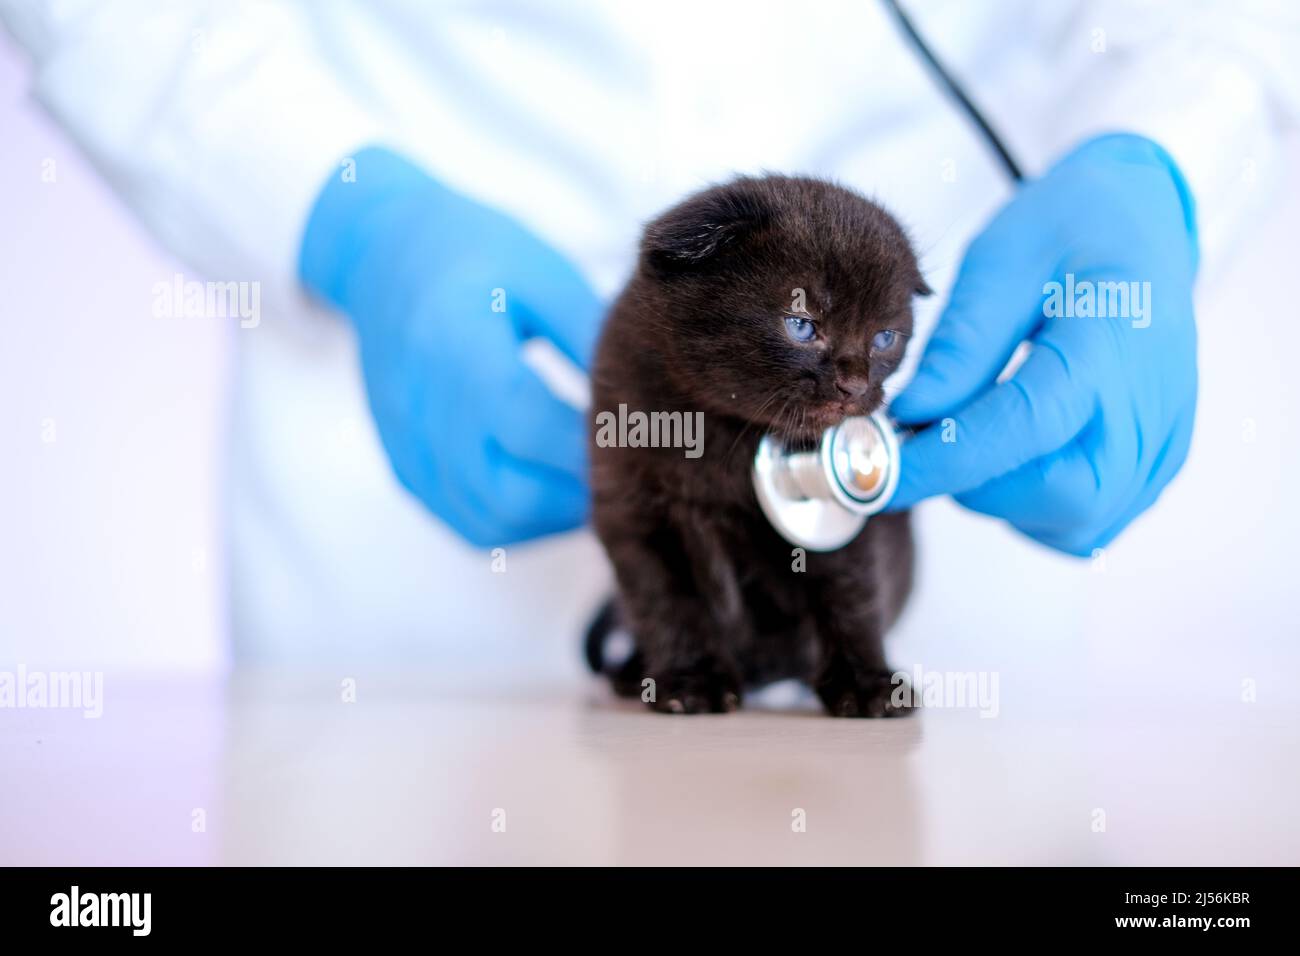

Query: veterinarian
[3,0,1294,665]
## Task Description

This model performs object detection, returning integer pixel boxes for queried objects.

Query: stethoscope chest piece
[752,410,901,551]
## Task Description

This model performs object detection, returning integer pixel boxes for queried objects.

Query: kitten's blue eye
[785,315,816,343]
[872,329,898,351]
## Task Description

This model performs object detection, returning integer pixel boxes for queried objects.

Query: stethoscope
[755,0,1024,551]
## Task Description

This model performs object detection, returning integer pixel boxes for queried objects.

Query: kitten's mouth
[770,400,866,441]
[809,400,865,427]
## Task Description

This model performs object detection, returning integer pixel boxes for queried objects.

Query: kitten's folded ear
[641,180,772,276]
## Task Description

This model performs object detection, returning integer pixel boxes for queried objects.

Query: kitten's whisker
[770,393,800,446]
[722,385,790,465]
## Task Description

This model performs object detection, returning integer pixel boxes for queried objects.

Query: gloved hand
[300,147,602,547]
[888,133,1199,555]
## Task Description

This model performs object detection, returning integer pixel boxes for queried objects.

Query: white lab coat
[3,0,1297,678]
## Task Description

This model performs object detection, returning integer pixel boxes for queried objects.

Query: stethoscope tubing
[880,0,1025,184]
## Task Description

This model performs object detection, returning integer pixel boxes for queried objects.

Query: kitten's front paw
[649,667,742,715]
[816,665,914,718]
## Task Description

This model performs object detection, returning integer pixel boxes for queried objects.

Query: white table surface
[3,670,1296,865]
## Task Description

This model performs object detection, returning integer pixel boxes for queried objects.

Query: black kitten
[587,175,928,716]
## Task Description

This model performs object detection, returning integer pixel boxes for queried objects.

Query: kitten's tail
[583,598,620,673]
[583,598,645,698]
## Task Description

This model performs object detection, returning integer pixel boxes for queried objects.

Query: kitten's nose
[835,375,870,399]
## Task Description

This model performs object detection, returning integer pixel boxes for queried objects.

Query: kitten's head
[636,175,928,443]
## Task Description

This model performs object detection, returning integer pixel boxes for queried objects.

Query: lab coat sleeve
[0,0,385,319]
[1041,0,1300,271]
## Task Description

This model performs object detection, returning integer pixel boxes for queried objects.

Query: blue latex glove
[300,147,602,547]
[888,133,1199,555]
